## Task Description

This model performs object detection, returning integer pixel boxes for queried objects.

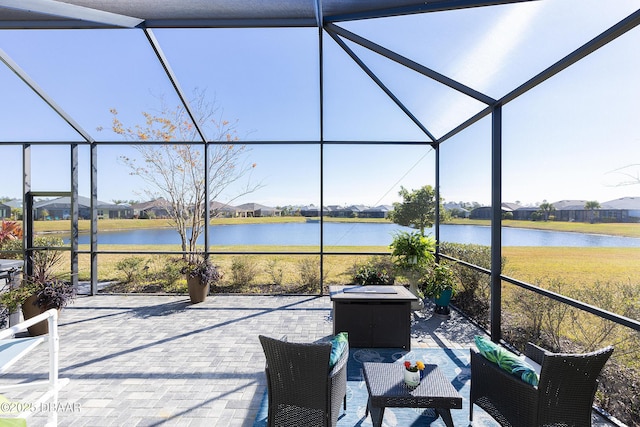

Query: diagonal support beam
[144,29,208,143]
[0,47,94,142]
[326,30,436,142]
[438,8,640,145]
[326,23,495,105]
[0,0,143,28]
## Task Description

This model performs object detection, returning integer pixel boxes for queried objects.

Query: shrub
[352,256,394,285]
[266,258,284,286]
[116,256,149,283]
[438,242,502,326]
[230,257,257,287]
[298,257,320,290]
[0,238,23,259]
[160,259,185,287]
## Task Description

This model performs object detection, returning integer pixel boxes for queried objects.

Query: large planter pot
[187,276,210,304]
[434,288,453,307]
[21,295,55,336]
[433,288,453,317]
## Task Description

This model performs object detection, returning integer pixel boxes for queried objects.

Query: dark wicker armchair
[470,342,613,427]
[258,335,348,427]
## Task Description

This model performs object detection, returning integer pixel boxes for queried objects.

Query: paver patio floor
[1,294,616,426]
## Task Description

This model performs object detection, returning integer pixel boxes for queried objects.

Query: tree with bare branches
[107,89,261,261]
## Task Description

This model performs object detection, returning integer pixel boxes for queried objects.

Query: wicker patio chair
[259,334,348,427]
[470,342,613,427]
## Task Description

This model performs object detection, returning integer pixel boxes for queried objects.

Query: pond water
[67,222,640,247]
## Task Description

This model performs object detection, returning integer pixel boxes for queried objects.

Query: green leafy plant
[390,231,435,272]
[421,262,457,299]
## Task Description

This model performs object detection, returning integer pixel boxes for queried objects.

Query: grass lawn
[60,244,640,294]
[502,246,640,286]
[449,218,640,238]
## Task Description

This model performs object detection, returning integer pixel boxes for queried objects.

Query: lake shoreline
[34,217,640,239]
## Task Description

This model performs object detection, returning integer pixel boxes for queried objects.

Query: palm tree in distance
[538,201,555,221]
[585,200,600,223]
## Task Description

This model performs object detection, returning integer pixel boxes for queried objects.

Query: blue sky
[1,0,639,208]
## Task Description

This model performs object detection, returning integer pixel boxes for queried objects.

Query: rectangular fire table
[329,285,417,349]
[363,362,463,427]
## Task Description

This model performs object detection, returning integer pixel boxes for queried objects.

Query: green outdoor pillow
[474,335,539,386]
[329,332,348,368]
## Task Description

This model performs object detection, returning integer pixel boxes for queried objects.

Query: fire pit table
[329,285,417,349]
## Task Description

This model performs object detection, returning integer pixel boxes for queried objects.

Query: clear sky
[1,0,639,208]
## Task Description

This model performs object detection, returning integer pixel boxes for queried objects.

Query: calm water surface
[70,223,640,247]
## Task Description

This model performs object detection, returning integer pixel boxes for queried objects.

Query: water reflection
[67,223,640,247]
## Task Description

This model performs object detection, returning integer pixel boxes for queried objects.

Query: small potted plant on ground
[10,237,76,335]
[421,262,457,317]
[181,254,221,304]
[19,277,76,335]
[22,238,76,335]
[390,231,436,310]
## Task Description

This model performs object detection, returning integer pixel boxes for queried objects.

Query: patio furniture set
[258,285,615,427]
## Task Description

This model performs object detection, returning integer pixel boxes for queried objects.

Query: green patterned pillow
[474,335,539,386]
[329,332,348,368]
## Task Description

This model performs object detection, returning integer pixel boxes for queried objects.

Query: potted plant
[421,262,457,316]
[181,255,221,304]
[20,277,76,335]
[11,238,76,335]
[0,274,76,336]
[390,231,435,310]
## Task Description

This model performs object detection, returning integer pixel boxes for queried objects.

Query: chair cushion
[474,335,539,386]
[329,332,348,368]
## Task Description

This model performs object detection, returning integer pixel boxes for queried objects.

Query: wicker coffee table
[363,362,462,427]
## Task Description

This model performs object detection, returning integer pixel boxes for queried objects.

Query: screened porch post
[490,105,503,342]
[318,25,325,295]
[23,144,32,276]
[71,143,79,291]
[90,142,98,295]
[434,143,440,262]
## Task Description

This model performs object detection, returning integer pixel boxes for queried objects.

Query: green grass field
[61,244,640,294]
[502,246,640,285]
